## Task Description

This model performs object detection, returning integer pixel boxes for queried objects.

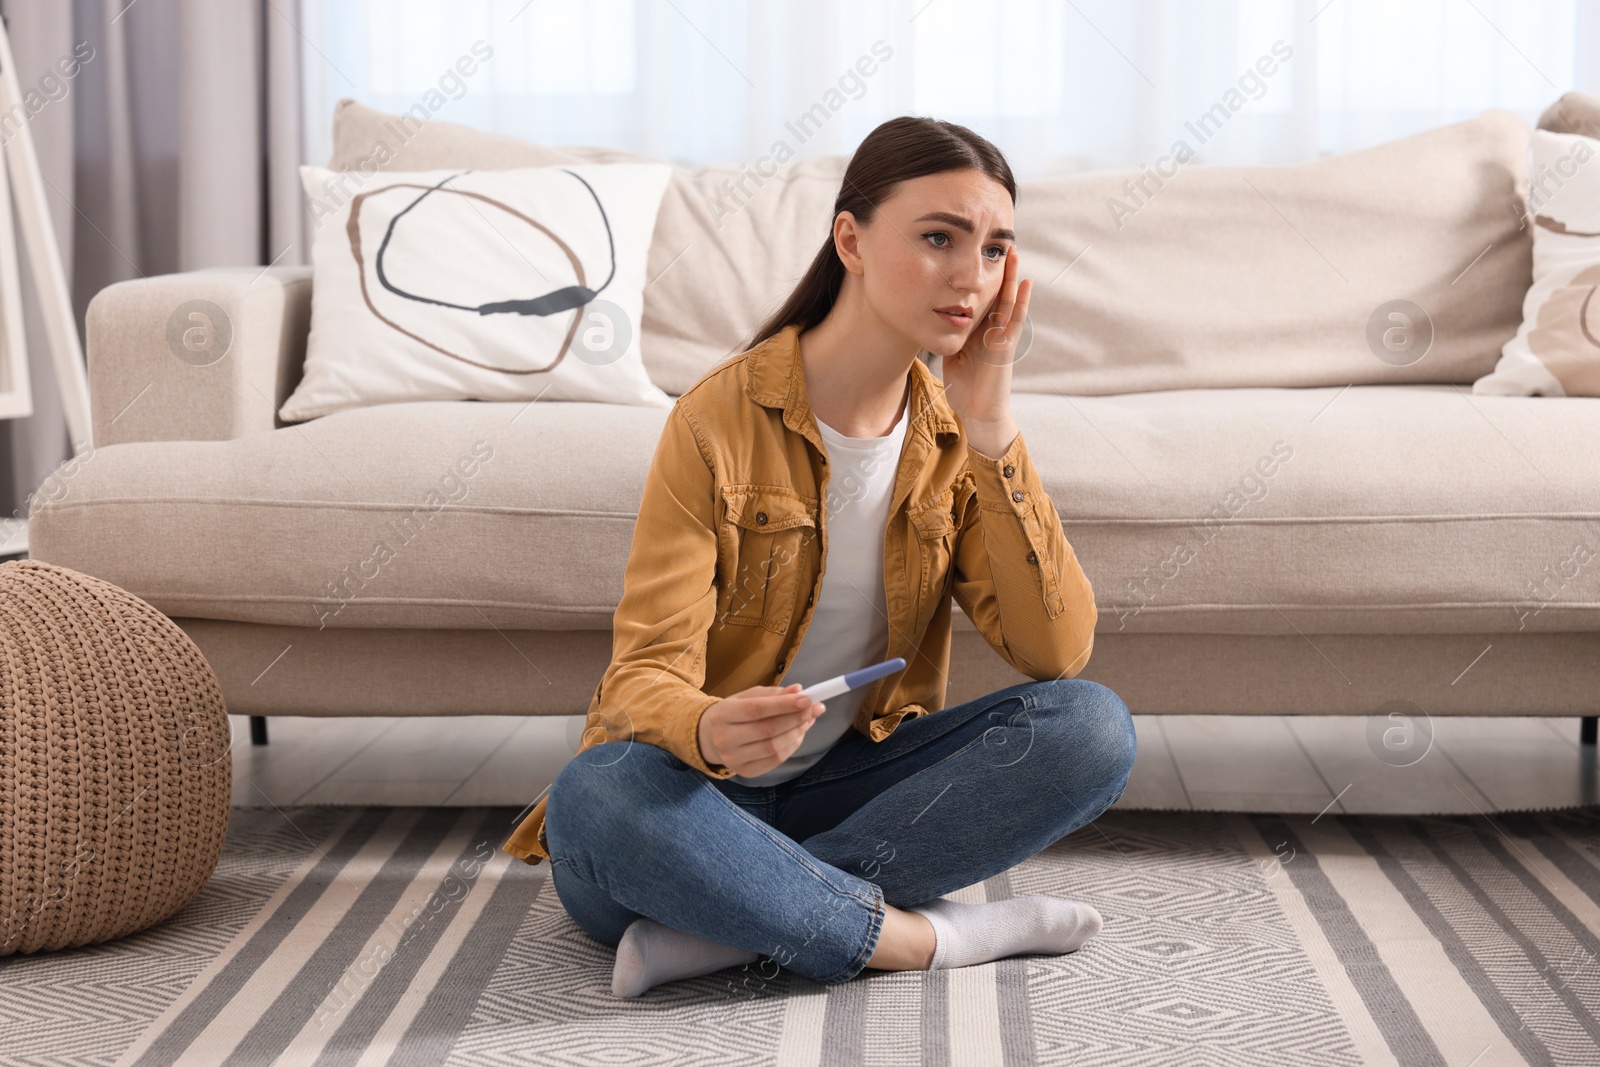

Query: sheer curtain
[298,0,1600,177]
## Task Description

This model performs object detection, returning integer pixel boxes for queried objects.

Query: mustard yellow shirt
[501,322,1097,865]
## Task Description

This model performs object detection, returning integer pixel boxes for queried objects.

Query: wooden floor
[230,713,1599,816]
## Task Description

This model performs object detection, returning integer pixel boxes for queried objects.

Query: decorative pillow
[325,98,847,398]
[279,162,675,423]
[1472,127,1600,396]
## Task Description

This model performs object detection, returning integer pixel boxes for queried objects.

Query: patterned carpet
[3,803,1599,1066]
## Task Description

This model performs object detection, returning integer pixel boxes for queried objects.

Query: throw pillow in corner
[280,162,675,423]
[1473,128,1600,397]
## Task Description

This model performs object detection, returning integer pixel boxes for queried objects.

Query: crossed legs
[542,678,1136,989]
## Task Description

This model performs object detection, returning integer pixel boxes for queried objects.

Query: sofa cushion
[329,99,1532,398]
[27,387,1599,636]
[1014,109,1533,395]
[1016,386,1599,635]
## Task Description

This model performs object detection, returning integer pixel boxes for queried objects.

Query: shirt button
[1026,550,1038,564]
[1003,464,1015,478]
[1011,490,1024,502]
[756,511,768,524]
[806,592,814,606]
[776,659,786,672]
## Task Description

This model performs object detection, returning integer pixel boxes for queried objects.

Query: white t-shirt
[729,387,911,786]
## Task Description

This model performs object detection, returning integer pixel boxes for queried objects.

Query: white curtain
[299,0,1597,177]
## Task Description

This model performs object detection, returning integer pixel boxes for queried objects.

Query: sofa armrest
[86,266,313,445]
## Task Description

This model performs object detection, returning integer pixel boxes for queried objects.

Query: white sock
[911,895,1104,970]
[611,917,762,998]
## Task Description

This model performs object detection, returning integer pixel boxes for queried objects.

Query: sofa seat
[29,385,1600,636]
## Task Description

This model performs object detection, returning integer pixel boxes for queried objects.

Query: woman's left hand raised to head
[942,244,1031,458]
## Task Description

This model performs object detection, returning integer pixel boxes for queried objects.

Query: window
[299,0,1595,178]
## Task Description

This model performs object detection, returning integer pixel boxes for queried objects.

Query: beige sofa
[28,101,1600,751]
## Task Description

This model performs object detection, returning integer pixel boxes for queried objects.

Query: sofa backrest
[327,99,1532,396]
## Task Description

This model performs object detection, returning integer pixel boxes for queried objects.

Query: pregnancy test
[508,656,911,828]
[797,657,906,703]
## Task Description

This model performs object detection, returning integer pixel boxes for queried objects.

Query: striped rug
[3,804,1599,1066]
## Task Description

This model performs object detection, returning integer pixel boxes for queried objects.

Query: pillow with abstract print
[1473,129,1600,396]
[281,162,675,422]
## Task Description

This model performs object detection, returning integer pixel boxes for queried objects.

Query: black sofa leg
[251,716,269,746]
[1583,716,1597,746]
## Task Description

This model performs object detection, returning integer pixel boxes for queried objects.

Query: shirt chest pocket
[908,481,968,626]
[717,485,818,634]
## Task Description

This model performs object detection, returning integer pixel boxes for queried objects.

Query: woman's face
[844,168,1016,358]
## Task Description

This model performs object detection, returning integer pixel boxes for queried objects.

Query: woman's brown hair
[740,115,1017,352]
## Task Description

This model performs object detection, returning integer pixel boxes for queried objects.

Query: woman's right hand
[697,683,825,778]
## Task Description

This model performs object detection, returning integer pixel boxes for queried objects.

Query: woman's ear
[833,210,867,276]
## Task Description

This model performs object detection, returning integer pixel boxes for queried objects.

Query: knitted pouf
[0,559,231,957]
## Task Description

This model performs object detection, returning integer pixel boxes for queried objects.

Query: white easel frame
[0,16,93,453]
[0,16,94,557]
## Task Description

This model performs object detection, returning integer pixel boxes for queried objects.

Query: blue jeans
[541,677,1137,986]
